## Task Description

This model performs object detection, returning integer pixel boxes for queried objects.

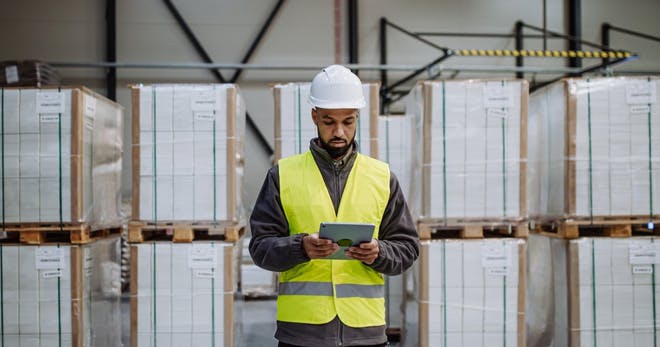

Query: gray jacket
[249,139,419,347]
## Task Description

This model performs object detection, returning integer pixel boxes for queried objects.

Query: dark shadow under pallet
[128,221,244,243]
[0,223,120,244]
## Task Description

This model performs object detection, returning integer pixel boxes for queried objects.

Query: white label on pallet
[84,253,93,277]
[626,81,656,105]
[84,116,94,131]
[195,112,215,121]
[42,270,63,278]
[5,65,18,84]
[36,91,65,114]
[484,85,513,109]
[84,95,96,118]
[191,90,217,112]
[630,105,651,114]
[629,242,660,264]
[40,114,61,123]
[632,265,653,274]
[487,108,508,119]
[195,270,216,278]
[481,244,511,268]
[189,244,217,269]
[35,247,65,269]
[486,267,509,276]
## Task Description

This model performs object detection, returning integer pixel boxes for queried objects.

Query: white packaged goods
[405,80,528,221]
[405,239,526,347]
[378,114,414,201]
[130,241,241,347]
[0,87,123,228]
[0,237,121,346]
[273,82,380,160]
[131,84,245,224]
[527,234,660,347]
[528,77,660,221]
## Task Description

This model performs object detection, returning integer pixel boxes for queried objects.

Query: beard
[318,134,354,159]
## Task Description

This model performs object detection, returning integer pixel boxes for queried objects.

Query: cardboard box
[405,80,528,221]
[528,77,660,221]
[0,236,121,346]
[131,84,245,224]
[0,87,123,228]
[405,238,526,347]
[527,234,660,347]
[130,241,241,347]
[273,82,380,160]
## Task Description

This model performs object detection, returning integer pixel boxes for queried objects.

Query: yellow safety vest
[278,151,390,327]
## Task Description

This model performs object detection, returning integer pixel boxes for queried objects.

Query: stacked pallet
[129,84,246,243]
[0,86,124,242]
[528,76,660,238]
[0,61,60,87]
[406,239,526,347]
[272,82,380,160]
[526,77,660,346]
[378,113,414,340]
[0,235,122,346]
[402,79,529,347]
[129,84,246,347]
[129,241,241,347]
[408,80,529,238]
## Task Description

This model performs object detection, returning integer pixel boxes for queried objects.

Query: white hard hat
[308,65,366,109]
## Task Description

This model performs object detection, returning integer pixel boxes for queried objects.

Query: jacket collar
[309,138,358,171]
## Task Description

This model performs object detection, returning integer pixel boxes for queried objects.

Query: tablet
[319,222,375,260]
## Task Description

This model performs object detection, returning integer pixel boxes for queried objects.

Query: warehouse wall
[1,0,658,215]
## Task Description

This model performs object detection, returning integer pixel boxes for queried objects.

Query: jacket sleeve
[248,165,311,272]
[368,172,420,275]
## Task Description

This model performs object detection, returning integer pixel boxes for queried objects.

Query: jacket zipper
[337,321,344,346]
[332,161,341,211]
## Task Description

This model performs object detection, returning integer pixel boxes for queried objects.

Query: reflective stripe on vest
[278,151,390,327]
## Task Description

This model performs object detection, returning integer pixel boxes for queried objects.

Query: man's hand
[345,239,379,264]
[302,233,339,259]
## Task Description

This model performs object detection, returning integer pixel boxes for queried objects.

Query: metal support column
[105,0,116,101]
[514,21,524,79]
[566,0,582,73]
[601,22,611,66]
[348,0,358,74]
[379,17,388,112]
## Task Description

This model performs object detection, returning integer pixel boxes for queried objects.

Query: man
[249,65,419,347]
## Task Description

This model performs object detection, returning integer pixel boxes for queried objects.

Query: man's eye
[324,121,334,126]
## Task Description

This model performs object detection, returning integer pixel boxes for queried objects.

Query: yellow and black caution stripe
[453,49,634,59]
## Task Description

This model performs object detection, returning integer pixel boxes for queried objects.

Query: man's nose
[333,125,345,137]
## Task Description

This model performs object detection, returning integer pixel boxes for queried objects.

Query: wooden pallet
[128,221,244,243]
[417,219,529,240]
[0,223,120,244]
[531,217,660,239]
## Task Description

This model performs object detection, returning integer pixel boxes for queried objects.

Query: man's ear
[311,107,318,125]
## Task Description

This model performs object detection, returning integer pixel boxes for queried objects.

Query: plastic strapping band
[213,86,217,226]
[57,244,62,347]
[297,86,302,154]
[58,87,63,232]
[501,81,507,217]
[502,241,507,346]
[152,86,157,228]
[442,240,447,347]
[442,82,447,226]
[591,238,597,347]
[647,77,654,222]
[652,238,657,347]
[211,242,216,347]
[587,80,594,223]
[357,105,362,149]
[152,242,157,346]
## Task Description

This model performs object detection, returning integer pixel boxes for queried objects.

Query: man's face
[312,107,358,159]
